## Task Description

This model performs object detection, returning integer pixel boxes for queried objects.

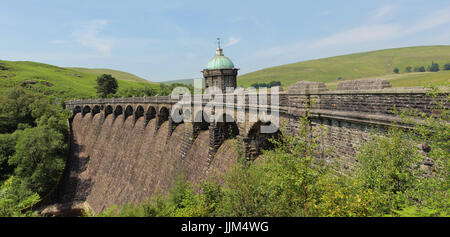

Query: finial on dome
[216,37,223,56]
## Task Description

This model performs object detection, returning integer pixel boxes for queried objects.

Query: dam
[43,44,445,215]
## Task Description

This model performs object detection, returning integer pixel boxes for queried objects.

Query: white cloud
[370,5,395,21]
[224,36,240,47]
[308,5,450,49]
[74,19,114,55]
[309,24,400,48]
[404,6,450,34]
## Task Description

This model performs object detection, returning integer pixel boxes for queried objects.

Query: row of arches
[73,104,162,125]
[71,104,282,157]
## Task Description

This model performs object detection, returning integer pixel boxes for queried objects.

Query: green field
[67,67,153,84]
[160,78,204,87]
[238,45,450,89]
[0,60,159,100]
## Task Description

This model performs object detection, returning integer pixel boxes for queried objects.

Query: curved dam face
[57,113,239,214]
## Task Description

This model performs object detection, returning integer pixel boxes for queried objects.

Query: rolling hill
[160,78,204,87]
[67,67,153,84]
[1,46,449,101]
[237,45,450,89]
[0,60,159,100]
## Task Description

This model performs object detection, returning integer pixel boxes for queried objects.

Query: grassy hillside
[161,78,204,87]
[67,67,153,84]
[238,45,450,88]
[0,60,158,100]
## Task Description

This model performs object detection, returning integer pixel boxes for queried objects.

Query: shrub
[444,63,450,70]
[428,62,440,72]
[414,66,426,72]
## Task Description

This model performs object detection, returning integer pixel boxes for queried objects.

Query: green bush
[428,62,440,72]
[444,63,450,70]
[414,66,426,72]
[0,87,69,216]
[250,81,281,89]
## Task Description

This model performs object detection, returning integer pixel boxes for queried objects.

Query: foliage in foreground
[0,87,69,216]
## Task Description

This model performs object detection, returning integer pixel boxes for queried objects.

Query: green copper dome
[206,56,234,70]
[206,47,235,70]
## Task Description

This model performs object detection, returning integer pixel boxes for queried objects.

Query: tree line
[394,62,450,74]
[250,81,281,89]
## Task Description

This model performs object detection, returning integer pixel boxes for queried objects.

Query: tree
[0,88,37,133]
[405,66,412,73]
[268,81,281,87]
[393,68,399,74]
[9,125,66,195]
[95,74,118,98]
[414,66,426,72]
[428,62,440,72]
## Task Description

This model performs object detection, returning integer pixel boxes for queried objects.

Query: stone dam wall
[47,80,447,215]
[55,113,239,214]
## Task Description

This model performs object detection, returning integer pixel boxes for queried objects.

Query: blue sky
[1,0,450,81]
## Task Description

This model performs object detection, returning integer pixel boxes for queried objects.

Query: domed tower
[203,38,239,92]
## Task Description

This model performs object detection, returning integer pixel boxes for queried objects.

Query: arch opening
[91,105,101,117]
[135,106,145,123]
[247,121,281,159]
[145,106,157,125]
[114,105,123,118]
[73,106,82,117]
[82,106,91,117]
[157,107,170,128]
[104,105,113,119]
[124,105,134,121]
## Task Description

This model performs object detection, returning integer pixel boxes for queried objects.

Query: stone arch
[124,105,134,121]
[104,105,114,119]
[82,106,91,117]
[157,106,170,129]
[145,106,157,125]
[247,120,281,159]
[91,105,101,117]
[73,106,82,117]
[134,105,145,123]
[114,105,123,119]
